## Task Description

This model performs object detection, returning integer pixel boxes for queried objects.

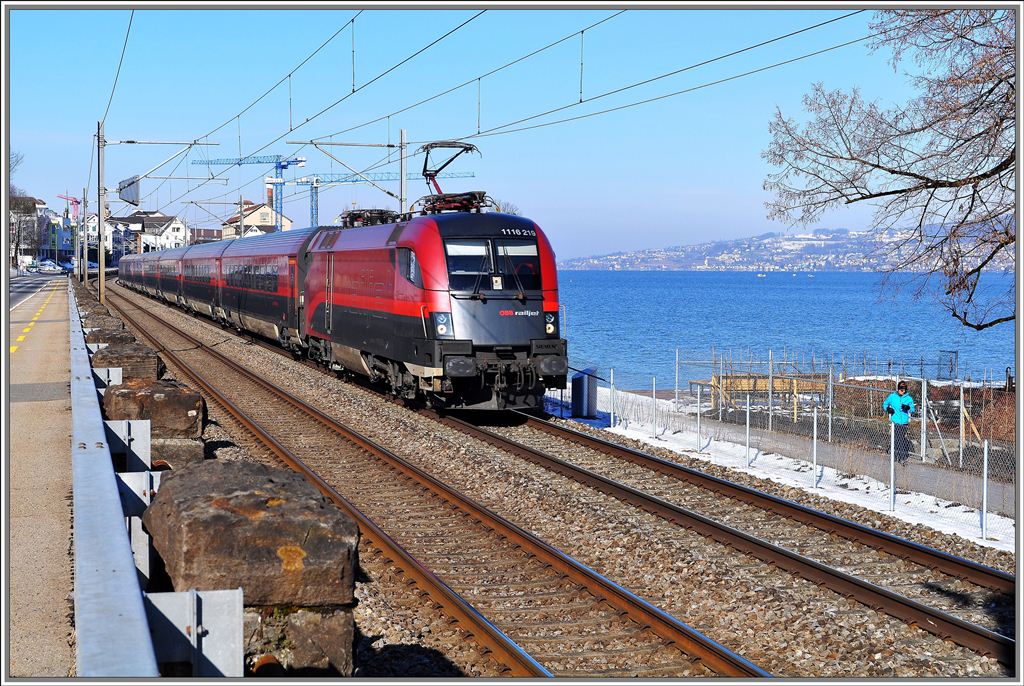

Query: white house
[221,201,292,239]
[108,210,188,252]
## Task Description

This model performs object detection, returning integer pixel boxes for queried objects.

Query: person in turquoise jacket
[883,380,916,464]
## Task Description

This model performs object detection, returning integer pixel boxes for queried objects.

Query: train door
[325,253,334,335]
[214,258,222,316]
[287,256,297,329]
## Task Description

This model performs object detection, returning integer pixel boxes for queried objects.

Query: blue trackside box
[571,367,598,419]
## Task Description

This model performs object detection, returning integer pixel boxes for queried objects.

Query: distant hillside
[558,228,1013,272]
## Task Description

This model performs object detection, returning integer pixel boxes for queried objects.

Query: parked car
[37,260,65,274]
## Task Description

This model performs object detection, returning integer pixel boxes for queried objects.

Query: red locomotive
[119,192,568,410]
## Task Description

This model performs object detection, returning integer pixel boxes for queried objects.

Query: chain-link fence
[546,350,1015,544]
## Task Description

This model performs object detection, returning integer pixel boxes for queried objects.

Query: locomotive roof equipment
[418,141,480,195]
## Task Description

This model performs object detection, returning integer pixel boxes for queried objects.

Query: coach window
[396,247,423,288]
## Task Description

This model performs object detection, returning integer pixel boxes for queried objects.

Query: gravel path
[110,284,1011,678]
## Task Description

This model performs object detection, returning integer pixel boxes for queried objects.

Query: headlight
[431,312,454,339]
[544,311,558,337]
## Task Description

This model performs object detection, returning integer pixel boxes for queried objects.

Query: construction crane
[281,171,474,227]
[57,193,81,221]
[191,155,305,232]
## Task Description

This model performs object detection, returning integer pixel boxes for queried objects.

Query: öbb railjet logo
[498,309,540,317]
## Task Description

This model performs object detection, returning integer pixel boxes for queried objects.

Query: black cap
[897,381,908,391]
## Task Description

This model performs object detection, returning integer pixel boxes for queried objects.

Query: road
[8,274,65,311]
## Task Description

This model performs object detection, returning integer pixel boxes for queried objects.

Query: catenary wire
[110,11,362,213]
[101,10,135,125]
[464,34,875,140]
[154,11,485,215]
[181,11,623,213]
[200,11,362,140]
[312,10,627,142]
[165,11,859,221]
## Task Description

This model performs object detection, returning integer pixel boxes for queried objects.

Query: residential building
[35,204,73,262]
[108,210,189,253]
[221,201,292,239]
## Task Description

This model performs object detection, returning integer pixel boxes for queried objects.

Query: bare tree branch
[763,9,1015,330]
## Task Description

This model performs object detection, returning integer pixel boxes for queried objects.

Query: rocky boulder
[103,378,204,439]
[84,328,136,346]
[90,342,164,381]
[142,460,360,607]
[81,313,124,331]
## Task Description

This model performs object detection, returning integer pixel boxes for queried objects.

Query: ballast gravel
[110,285,1011,678]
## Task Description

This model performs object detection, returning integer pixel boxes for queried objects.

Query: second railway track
[446,413,1015,661]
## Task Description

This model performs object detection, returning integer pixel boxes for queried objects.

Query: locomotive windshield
[444,238,541,292]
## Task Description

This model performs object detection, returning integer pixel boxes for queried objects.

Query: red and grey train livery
[119,202,568,410]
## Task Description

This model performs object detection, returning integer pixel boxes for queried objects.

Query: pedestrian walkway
[8,279,74,676]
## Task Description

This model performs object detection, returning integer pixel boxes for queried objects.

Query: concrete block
[103,379,204,439]
[142,461,359,608]
[90,343,164,381]
[84,328,136,346]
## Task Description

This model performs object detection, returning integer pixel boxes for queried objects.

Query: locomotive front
[413,211,568,410]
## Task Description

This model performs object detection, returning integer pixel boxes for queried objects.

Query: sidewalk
[8,280,74,676]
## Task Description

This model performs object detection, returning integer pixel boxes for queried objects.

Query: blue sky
[10,8,914,259]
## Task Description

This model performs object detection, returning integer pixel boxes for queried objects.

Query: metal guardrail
[69,282,160,676]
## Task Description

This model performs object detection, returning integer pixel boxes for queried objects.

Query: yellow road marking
[16,335,25,342]
[9,346,18,353]
[22,327,33,333]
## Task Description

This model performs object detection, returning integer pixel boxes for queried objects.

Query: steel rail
[105,288,768,678]
[517,412,1015,594]
[103,291,549,678]
[437,413,1015,669]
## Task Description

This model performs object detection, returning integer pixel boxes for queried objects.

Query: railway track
[436,412,1016,669]
[102,287,768,678]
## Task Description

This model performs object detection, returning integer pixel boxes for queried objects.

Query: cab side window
[396,247,423,288]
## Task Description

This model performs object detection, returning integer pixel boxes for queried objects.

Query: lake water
[556,271,1016,390]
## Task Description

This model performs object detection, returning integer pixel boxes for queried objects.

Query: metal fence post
[812,405,818,488]
[745,393,751,466]
[718,358,724,421]
[959,384,965,468]
[696,385,702,453]
[919,378,928,462]
[981,439,989,539]
[674,347,679,409]
[768,349,774,432]
[610,368,615,428]
[827,366,834,443]
[652,376,657,438]
[889,422,896,511]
